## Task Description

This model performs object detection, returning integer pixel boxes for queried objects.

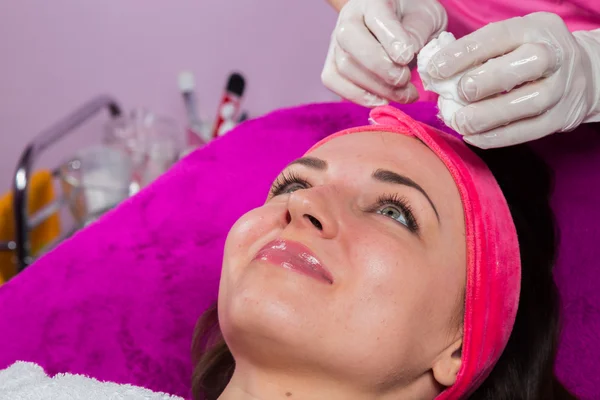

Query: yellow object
[0,170,60,283]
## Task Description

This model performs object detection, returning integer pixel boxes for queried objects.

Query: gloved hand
[426,12,600,149]
[321,0,447,107]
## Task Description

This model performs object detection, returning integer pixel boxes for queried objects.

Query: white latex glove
[321,0,447,107]
[426,12,600,149]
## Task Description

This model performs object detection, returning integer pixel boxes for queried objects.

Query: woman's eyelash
[373,194,419,233]
[269,174,419,233]
[269,171,311,197]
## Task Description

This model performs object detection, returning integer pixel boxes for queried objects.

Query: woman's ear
[432,338,462,387]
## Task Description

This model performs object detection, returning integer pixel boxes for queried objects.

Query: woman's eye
[270,172,311,197]
[377,206,408,226]
[280,183,305,194]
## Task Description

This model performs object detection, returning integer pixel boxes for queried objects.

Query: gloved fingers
[334,46,417,103]
[322,67,390,107]
[363,1,417,64]
[335,19,410,86]
[453,77,561,135]
[458,42,560,102]
[322,40,389,107]
[463,113,556,149]
[334,42,412,88]
[427,17,526,79]
[401,2,448,50]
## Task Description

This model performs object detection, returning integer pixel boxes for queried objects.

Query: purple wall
[0,0,338,189]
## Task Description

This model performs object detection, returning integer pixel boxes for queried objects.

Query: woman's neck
[219,368,360,400]
[218,364,438,400]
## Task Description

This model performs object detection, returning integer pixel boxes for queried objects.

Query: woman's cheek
[351,234,421,292]
[223,205,284,268]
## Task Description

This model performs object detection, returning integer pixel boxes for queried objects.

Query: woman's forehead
[308,131,445,175]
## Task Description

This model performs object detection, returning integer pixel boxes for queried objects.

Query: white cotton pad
[417,31,467,133]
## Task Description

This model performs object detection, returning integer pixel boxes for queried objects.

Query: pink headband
[307,106,521,399]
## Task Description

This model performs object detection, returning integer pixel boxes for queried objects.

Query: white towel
[417,31,467,133]
[0,361,184,400]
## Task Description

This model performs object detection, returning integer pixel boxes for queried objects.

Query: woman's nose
[286,188,338,238]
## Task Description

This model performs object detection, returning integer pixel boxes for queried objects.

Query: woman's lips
[253,239,334,284]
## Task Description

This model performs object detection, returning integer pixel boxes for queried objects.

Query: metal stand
[0,95,122,272]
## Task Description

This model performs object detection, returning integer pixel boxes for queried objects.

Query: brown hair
[191,303,233,400]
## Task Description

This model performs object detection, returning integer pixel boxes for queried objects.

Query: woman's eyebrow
[373,169,440,222]
[286,158,440,221]
[287,156,328,170]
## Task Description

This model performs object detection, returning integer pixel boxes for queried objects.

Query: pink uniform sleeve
[439,0,600,37]
[413,0,600,102]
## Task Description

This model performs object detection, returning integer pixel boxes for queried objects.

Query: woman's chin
[221,284,310,338]
[219,304,314,371]
[219,273,328,355]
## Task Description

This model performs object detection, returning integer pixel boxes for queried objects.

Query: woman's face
[218,131,467,394]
